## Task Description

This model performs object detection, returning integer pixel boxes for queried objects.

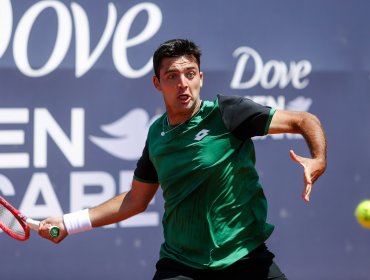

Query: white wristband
[63,209,92,235]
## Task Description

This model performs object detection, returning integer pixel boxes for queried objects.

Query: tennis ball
[354,200,370,229]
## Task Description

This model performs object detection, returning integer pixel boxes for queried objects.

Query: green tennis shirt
[134,94,276,269]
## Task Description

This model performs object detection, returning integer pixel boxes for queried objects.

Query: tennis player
[39,39,327,280]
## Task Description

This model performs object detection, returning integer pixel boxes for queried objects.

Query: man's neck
[167,100,202,125]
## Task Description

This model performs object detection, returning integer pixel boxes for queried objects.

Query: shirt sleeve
[133,139,159,184]
[218,94,276,140]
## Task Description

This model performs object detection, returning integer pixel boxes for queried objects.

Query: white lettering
[0,154,29,169]
[231,47,262,89]
[72,2,117,77]
[0,108,29,123]
[0,174,15,196]
[0,0,12,58]
[231,46,312,90]
[260,60,281,89]
[0,171,160,228]
[19,173,63,218]
[290,61,311,89]
[13,1,72,77]
[0,108,29,168]
[70,171,116,212]
[1,1,163,78]
[0,130,24,145]
[112,2,162,78]
[34,108,84,168]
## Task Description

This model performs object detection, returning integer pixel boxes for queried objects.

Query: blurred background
[0,1,369,279]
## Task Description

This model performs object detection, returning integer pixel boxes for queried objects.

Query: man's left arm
[268,110,327,202]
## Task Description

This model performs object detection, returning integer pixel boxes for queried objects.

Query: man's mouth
[178,94,191,104]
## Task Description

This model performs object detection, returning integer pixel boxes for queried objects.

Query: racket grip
[26,218,40,231]
[26,218,60,238]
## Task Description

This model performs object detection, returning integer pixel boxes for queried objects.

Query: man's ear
[199,71,203,88]
[153,76,161,92]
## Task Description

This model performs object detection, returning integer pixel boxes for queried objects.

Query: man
[39,39,327,280]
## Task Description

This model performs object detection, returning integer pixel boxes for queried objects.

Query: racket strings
[0,203,26,237]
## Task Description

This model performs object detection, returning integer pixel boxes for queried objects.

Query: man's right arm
[89,179,159,227]
[39,179,159,243]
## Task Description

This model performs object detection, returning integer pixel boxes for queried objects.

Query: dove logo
[89,109,160,160]
[0,0,162,78]
[231,46,312,90]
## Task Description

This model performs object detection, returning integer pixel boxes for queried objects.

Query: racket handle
[26,218,40,231]
[26,218,60,237]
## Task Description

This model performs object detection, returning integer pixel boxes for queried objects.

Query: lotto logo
[194,129,210,141]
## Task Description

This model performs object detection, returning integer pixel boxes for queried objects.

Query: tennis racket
[0,196,60,241]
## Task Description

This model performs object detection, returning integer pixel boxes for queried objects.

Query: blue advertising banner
[0,1,369,279]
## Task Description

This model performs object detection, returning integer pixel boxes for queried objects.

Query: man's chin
[176,100,193,110]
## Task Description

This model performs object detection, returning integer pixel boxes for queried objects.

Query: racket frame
[0,196,60,241]
[0,196,30,241]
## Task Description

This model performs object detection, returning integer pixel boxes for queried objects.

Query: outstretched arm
[39,179,159,243]
[268,110,327,202]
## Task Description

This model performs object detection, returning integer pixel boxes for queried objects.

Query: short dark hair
[153,39,202,78]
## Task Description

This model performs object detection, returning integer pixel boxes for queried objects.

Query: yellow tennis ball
[355,200,370,229]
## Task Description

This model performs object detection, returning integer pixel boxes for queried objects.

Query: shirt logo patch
[194,129,210,141]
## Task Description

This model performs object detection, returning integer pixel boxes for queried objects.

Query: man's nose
[177,75,188,89]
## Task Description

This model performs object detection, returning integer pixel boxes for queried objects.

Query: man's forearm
[89,191,143,228]
[297,112,327,162]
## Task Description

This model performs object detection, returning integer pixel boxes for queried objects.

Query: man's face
[153,55,203,118]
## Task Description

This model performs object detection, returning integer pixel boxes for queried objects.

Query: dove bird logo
[89,108,160,160]
[286,97,312,112]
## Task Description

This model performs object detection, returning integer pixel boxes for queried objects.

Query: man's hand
[289,149,326,202]
[269,110,327,202]
[39,217,68,244]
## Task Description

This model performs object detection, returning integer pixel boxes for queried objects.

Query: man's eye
[187,72,195,79]
[168,74,177,79]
